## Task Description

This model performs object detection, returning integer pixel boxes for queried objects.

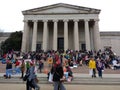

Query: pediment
[22,3,100,15]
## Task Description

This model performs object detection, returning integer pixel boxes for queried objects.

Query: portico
[21,3,101,52]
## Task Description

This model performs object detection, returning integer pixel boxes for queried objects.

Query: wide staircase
[0,64,120,85]
[0,75,120,85]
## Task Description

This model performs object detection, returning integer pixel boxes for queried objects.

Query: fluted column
[31,20,38,51]
[93,19,101,51]
[53,20,58,51]
[64,19,68,50]
[43,20,48,51]
[21,20,28,52]
[84,19,91,51]
[26,25,29,52]
[74,20,79,51]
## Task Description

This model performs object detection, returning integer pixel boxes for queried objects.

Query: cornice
[100,32,120,36]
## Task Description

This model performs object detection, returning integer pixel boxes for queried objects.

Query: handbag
[23,74,29,81]
[89,69,93,75]
[35,77,39,83]
[48,72,53,82]
[60,76,66,82]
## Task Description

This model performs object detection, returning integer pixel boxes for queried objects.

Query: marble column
[31,20,38,51]
[84,19,91,51]
[43,20,48,51]
[93,19,101,51]
[26,25,29,52]
[21,20,28,52]
[74,20,79,51]
[64,19,68,51]
[53,20,58,51]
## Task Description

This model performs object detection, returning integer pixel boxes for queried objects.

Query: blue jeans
[26,79,40,90]
[54,81,66,90]
[6,69,12,77]
[98,70,102,78]
[15,67,21,74]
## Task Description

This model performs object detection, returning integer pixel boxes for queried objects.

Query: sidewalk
[0,84,120,90]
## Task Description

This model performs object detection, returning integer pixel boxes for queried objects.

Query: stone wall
[100,32,120,56]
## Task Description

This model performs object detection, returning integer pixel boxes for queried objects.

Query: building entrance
[81,44,86,51]
[58,38,64,50]
[36,43,41,52]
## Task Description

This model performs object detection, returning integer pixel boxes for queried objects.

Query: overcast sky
[0,0,120,32]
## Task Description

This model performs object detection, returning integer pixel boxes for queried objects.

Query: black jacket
[53,66,64,81]
[6,63,12,69]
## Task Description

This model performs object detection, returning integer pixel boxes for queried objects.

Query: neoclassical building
[21,3,101,52]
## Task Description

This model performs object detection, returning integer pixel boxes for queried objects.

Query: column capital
[84,19,89,22]
[23,20,28,23]
[53,19,58,22]
[94,19,99,22]
[43,20,48,22]
[63,19,69,22]
[33,20,38,22]
[73,19,79,22]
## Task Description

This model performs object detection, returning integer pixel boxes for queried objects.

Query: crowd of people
[0,48,120,90]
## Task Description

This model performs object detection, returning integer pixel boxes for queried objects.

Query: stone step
[0,77,120,85]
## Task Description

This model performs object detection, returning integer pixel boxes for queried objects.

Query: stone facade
[21,3,101,52]
[100,32,120,56]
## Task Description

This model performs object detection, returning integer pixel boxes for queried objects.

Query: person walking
[96,58,104,78]
[26,63,40,90]
[53,63,66,90]
[89,56,96,78]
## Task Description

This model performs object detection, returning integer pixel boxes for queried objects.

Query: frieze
[24,14,99,21]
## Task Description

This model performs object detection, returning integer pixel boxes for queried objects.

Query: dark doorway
[36,44,41,52]
[81,44,86,51]
[58,38,64,50]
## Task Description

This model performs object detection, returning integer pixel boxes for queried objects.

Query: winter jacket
[89,59,96,69]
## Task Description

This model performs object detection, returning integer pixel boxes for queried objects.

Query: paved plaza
[0,84,120,90]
